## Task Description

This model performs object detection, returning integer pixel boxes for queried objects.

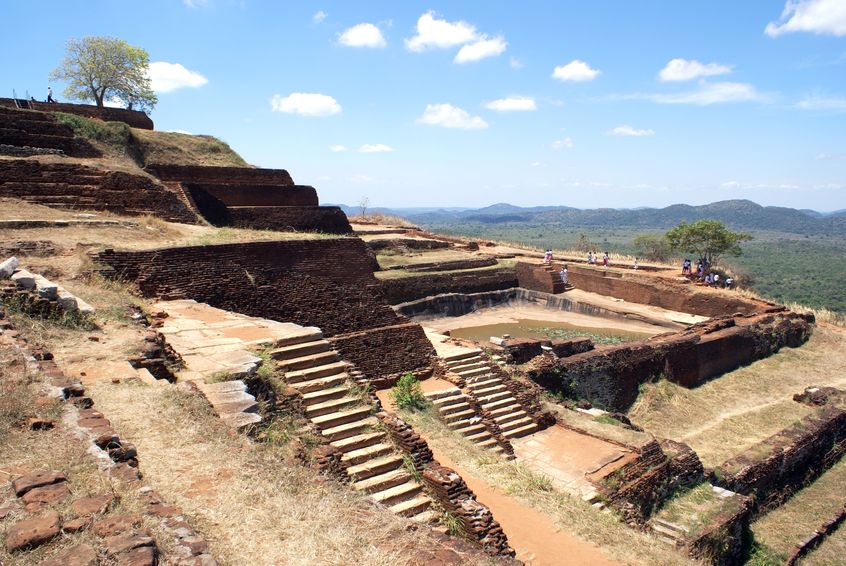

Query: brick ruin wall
[518,262,770,317]
[144,164,353,234]
[525,311,813,412]
[0,98,154,129]
[0,106,101,157]
[91,240,435,381]
[0,160,197,223]
[381,269,519,305]
[712,405,846,514]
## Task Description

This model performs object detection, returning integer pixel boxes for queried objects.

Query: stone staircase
[424,387,506,454]
[542,263,573,294]
[195,380,262,430]
[444,350,539,440]
[648,518,689,547]
[271,332,436,522]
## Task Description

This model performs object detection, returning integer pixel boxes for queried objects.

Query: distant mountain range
[334,200,846,235]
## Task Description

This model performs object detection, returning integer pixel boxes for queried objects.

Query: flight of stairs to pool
[444,350,539,440]
[424,387,505,455]
[271,331,436,523]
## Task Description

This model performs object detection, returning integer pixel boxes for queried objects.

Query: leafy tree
[665,219,752,265]
[633,233,672,262]
[50,36,157,111]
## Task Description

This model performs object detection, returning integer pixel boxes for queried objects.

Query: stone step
[304,396,360,418]
[476,391,512,405]
[444,408,475,424]
[466,377,502,390]
[332,431,387,454]
[372,480,424,507]
[471,384,507,397]
[341,442,394,466]
[214,398,259,415]
[346,454,404,481]
[277,350,340,372]
[480,397,519,412]
[389,493,431,517]
[287,373,348,394]
[503,422,539,439]
[301,385,349,406]
[499,416,535,433]
[438,400,471,416]
[448,360,488,373]
[221,412,262,429]
[425,388,463,401]
[466,430,493,443]
[321,416,378,441]
[197,380,248,394]
[494,411,529,426]
[284,361,347,383]
[353,469,411,494]
[443,349,482,363]
[652,519,690,535]
[273,329,324,347]
[270,340,331,361]
[454,366,491,379]
[431,395,467,409]
[489,405,519,418]
[410,509,439,524]
[451,418,480,431]
[458,424,488,438]
[312,406,372,430]
[654,533,681,547]
[476,437,500,449]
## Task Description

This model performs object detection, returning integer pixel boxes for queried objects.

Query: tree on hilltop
[665,219,752,265]
[633,233,672,262]
[50,36,157,112]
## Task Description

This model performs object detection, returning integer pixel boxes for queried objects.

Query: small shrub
[207,371,235,384]
[401,453,422,483]
[392,373,428,411]
[439,510,465,538]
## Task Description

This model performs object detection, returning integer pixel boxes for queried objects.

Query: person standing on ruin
[603,252,609,267]
[560,266,568,285]
[47,87,55,103]
[587,251,593,265]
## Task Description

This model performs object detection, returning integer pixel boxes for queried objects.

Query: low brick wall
[525,312,813,411]
[712,406,846,513]
[0,160,197,223]
[785,503,846,565]
[0,99,154,129]
[381,269,518,305]
[686,496,752,566]
[521,262,771,318]
[331,324,436,386]
[227,206,353,234]
[186,184,316,207]
[145,164,294,185]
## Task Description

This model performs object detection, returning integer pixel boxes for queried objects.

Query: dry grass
[184,226,341,246]
[801,518,846,565]
[348,214,417,228]
[752,458,846,558]
[398,407,698,565]
[628,325,846,467]
[83,381,463,566]
[376,248,490,269]
[131,129,248,168]
[654,484,744,539]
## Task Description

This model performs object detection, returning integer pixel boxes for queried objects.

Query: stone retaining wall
[227,205,353,234]
[0,99,154,129]
[525,312,813,411]
[91,240,435,382]
[0,106,101,157]
[381,269,518,305]
[0,160,197,223]
[712,406,846,514]
[686,495,752,566]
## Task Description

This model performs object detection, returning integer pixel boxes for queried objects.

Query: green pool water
[447,318,653,345]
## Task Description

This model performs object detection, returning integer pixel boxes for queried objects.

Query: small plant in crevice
[439,510,466,538]
[401,453,422,483]
[392,372,428,411]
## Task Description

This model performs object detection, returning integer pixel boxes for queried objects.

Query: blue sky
[2,1,845,211]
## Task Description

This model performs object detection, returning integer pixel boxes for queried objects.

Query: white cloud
[167,129,194,135]
[609,125,655,137]
[338,23,386,48]
[765,0,846,37]
[454,36,507,63]
[328,145,348,152]
[638,81,769,105]
[405,11,478,51]
[531,161,541,167]
[552,138,574,149]
[313,10,327,24]
[659,58,733,81]
[552,60,600,82]
[510,57,523,69]
[483,96,536,111]
[270,92,341,117]
[359,143,394,153]
[797,94,846,110]
[416,103,488,129]
[148,62,208,93]
[816,152,846,160]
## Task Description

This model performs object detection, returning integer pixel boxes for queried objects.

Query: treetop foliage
[50,36,157,112]
[665,219,752,265]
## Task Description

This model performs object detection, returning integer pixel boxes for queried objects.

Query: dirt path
[428,444,619,566]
